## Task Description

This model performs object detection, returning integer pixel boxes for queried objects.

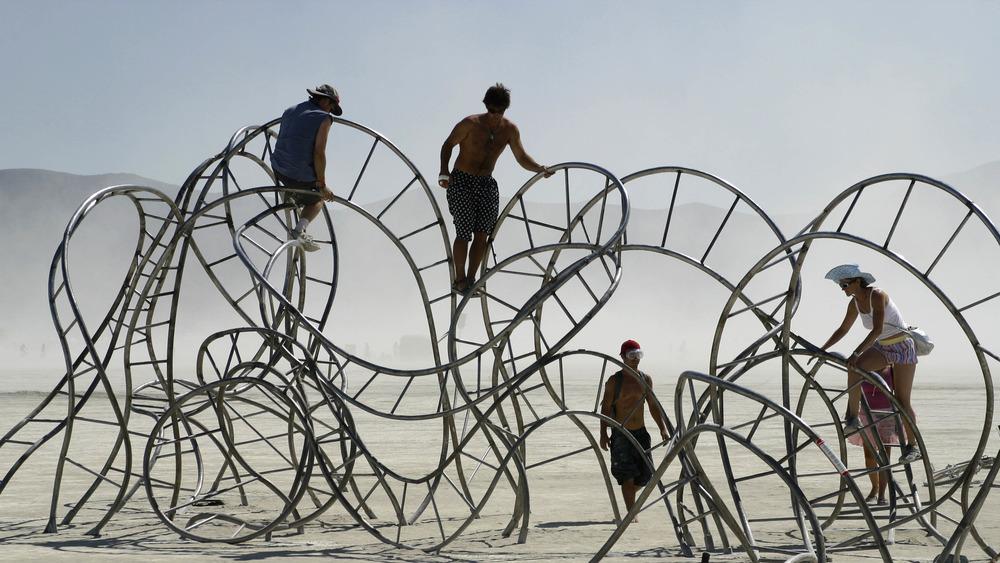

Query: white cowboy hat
[824,263,876,285]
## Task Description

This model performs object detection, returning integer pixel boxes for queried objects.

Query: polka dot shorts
[446,169,499,240]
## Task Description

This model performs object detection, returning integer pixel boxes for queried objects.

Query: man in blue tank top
[272,84,343,252]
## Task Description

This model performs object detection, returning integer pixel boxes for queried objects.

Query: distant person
[271,84,343,252]
[848,366,903,504]
[438,82,554,295]
[811,264,922,464]
[599,340,670,521]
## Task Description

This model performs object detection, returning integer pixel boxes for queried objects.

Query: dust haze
[2,162,999,392]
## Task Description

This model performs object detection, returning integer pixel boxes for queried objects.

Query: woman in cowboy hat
[812,263,922,464]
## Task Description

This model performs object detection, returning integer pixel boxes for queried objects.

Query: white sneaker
[294,231,320,252]
[843,415,862,434]
[899,444,922,464]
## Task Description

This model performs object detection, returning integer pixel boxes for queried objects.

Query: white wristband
[439,174,450,183]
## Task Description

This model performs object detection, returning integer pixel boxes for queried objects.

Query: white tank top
[853,289,907,340]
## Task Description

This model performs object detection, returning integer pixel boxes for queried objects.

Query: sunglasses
[839,280,857,289]
[624,349,644,361]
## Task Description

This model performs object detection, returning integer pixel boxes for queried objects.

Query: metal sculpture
[1,116,996,562]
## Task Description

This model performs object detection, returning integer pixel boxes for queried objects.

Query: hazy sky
[2,0,998,215]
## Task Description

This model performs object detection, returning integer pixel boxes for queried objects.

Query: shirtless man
[438,82,553,295]
[599,340,670,521]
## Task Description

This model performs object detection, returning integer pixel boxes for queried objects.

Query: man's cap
[308,84,343,116]
[620,340,641,355]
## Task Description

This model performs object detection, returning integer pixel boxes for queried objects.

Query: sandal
[465,277,482,297]
[451,277,477,297]
[864,492,878,504]
[877,496,888,505]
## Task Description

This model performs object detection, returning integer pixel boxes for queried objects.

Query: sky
[2,0,999,217]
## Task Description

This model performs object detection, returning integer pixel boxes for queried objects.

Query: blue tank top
[271,100,332,182]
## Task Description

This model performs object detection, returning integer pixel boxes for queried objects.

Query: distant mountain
[0,169,181,260]
[2,165,998,381]
[0,170,182,372]
[942,160,1000,219]
[0,168,179,195]
[0,168,180,234]
[1,168,789,374]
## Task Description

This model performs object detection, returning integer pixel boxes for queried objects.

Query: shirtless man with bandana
[600,340,670,521]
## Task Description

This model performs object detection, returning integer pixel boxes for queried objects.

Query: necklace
[487,118,499,141]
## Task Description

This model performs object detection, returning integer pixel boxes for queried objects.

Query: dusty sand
[1,373,997,563]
